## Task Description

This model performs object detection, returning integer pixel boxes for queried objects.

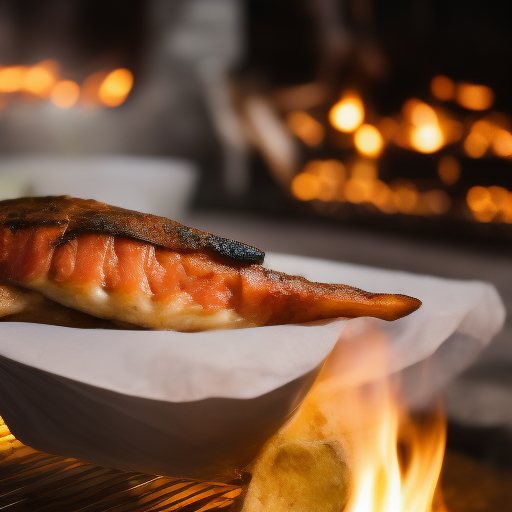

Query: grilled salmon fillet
[0,196,421,331]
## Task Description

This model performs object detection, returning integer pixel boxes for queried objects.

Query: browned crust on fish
[0,196,265,264]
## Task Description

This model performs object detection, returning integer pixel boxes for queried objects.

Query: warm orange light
[351,160,378,181]
[291,172,320,201]
[423,189,451,215]
[440,119,464,144]
[402,98,422,121]
[22,65,56,97]
[437,155,461,185]
[467,186,492,212]
[467,186,498,222]
[286,110,325,147]
[371,180,396,214]
[471,119,497,143]
[344,161,378,204]
[393,182,419,213]
[339,379,446,512]
[98,68,133,107]
[80,71,108,108]
[410,125,444,153]
[378,117,399,142]
[430,75,455,101]
[317,160,346,201]
[488,185,508,208]
[329,93,364,133]
[298,159,346,201]
[501,192,512,224]
[50,80,80,109]
[456,83,494,111]
[0,66,26,93]
[354,124,384,157]
[403,100,444,153]
[409,102,437,127]
[282,330,449,512]
[463,133,488,158]
[344,178,373,204]
[491,129,512,158]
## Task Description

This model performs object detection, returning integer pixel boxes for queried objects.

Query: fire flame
[342,385,447,512]
[320,328,447,512]
[239,324,448,512]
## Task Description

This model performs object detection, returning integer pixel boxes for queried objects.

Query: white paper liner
[0,253,505,479]
[0,252,505,403]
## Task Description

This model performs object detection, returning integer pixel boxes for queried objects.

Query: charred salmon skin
[0,196,421,331]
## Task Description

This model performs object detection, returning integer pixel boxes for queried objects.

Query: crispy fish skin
[0,197,421,331]
[0,196,264,263]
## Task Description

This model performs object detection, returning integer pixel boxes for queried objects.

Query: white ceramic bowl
[0,155,198,220]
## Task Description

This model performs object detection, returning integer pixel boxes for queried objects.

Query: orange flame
[318,330,447,512]
[344,392,446,512]
[241,325,448,512]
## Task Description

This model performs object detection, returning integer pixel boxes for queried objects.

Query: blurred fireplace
[192,0,512,247]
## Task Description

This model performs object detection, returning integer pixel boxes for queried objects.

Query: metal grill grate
[0,414,241,511]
